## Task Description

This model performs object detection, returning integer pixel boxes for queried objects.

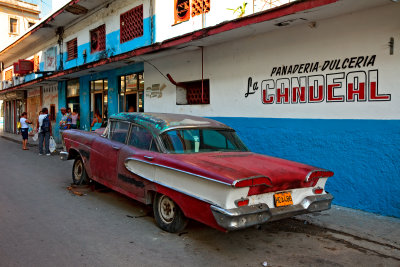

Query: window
[119,73,144,112]
[5,69,13,81]
[28,21,35,28]
[66,79,80,113]
[191,0,211,17]
[120,5,143,43]
[109,121,130,143]
[50,104,56,121]
[128,125,157,151]
[66,38,78,61]
[176,79,210,105]
[161,129,248,154]
[9,18,18,34]
[90,24,106,53]
[174,0,190,24]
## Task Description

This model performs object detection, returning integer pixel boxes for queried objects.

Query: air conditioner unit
[2,80,12,89]
[13,76,19,85]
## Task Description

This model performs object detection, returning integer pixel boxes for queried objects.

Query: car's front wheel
[72,156,89,185]
[153,193,188,233]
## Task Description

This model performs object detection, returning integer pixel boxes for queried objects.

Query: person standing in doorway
[70,110,79,129]
[38,107,52,156]
[66,107,72,129]
[59,107,68,131]
[20,112,32,150]
[90,110,102,131]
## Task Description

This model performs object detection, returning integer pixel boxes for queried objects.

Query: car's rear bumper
[210,193,333,231]
[60,151,69,161]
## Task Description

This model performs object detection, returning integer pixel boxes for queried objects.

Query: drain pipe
[201,46,204,103]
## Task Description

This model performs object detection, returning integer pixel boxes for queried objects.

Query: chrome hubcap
[74,160,83,180]
[159,195,175,224]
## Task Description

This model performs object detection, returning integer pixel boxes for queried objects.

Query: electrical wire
[139,57,170,82]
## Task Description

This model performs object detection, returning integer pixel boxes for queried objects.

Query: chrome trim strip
[124,157,232,186]
[232,175,273,187]
[123,161,217,206]
[60,151,69,161]
[305,169,329,183]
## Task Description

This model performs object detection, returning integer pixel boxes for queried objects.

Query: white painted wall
[144,4,400,120]
[154,0,295,43]
[154,0,250,42]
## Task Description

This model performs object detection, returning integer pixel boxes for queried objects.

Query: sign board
[44,47,57,72]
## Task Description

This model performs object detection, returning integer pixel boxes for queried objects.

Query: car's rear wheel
[153,193,188,233]
[72,156,89,185]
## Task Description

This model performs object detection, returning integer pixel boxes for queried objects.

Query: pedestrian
[20,112,32,150]
[36,111,42,132]
[38,107,52,156]
[59,107,68,131]
[66,107,72,129]
[70,110,79,129]
[91,110,102,131]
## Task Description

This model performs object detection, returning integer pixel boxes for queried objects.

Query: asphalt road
[0,137,399,267]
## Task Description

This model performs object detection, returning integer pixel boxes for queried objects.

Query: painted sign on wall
[245,55,391,104]
[44,47,57,72]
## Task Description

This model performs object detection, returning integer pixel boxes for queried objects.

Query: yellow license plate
[274,192,293,207]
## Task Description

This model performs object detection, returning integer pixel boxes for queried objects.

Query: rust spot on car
[118,173,145,188]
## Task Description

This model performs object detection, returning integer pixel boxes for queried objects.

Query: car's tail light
[233,176,272,188]
[313,187,324,194]
[305,170,334,183]
[235,198,249,207]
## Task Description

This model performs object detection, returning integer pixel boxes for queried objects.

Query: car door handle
[144,156,154,161]
[112,146,120,151]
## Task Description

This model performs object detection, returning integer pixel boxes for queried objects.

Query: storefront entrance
[119,73,144,112]
[90,79,108,124]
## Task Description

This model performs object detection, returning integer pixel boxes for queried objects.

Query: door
[118,124,160,200]
[90,120,130,186]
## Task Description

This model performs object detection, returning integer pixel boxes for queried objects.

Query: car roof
[109,112,233,135]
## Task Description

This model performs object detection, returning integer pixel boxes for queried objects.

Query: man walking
[38,107,52,156]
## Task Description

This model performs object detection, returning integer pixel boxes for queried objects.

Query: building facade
[0,0,39,132]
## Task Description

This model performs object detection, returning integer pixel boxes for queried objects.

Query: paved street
[0,137,399,267]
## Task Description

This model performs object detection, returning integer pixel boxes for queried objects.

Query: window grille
[177,80,210,105]
[191,0,210,17]
[67,38,78,61]
[120,5,143,43]
[90,24,106,53]
[33,55,40,72]
[5,69,13,81]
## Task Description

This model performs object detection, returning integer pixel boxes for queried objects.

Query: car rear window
[161,128,248,154]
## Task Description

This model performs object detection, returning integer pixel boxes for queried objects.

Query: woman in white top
[20,112,32,150]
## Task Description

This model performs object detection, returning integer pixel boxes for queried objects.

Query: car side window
[109,121,130,144]
[128,125,158,151]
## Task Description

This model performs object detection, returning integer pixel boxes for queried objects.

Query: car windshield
[161,128,249,154]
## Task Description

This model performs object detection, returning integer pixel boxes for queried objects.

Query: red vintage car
[61,113,334,233]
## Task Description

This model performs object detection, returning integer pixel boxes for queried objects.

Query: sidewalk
[296,205,400,249]
[0,128,62,150]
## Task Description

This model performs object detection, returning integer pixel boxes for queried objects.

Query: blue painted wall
[212,117,400,218]
[63,16,153,70]
[55,81,67,143]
